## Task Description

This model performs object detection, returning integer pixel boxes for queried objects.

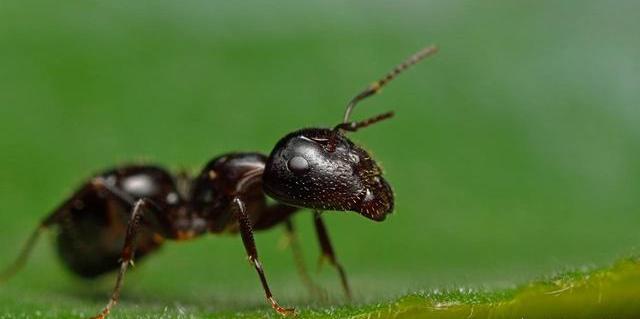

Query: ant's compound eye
[287,156,309,175]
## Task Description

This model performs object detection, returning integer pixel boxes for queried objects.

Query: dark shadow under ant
[0,45,438,318]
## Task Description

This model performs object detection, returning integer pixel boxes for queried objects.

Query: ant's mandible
[0,45,438,318]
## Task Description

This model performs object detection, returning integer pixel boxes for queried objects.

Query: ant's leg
[0,181,105,283]
[283,219,325,299]
[251,205,323,299]
[0,225,45,283]
[91,199,150,319]
[313,211,352,300]
[232,197,294,316]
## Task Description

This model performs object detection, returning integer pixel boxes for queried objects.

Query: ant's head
[263,45,438,221]
[263,127,394,221]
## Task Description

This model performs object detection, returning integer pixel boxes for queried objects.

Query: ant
[0,45,438,318]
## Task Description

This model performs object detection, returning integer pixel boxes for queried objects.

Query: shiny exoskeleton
[0,45,438,318]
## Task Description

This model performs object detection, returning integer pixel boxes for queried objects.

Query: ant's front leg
[232,197,295,316]
[313,211,352,300]
[90,198,152,319]
[252,205,324,300]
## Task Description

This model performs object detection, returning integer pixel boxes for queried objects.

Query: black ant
[0,45,438,318]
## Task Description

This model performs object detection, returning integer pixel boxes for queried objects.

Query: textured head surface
[263,128,393,221]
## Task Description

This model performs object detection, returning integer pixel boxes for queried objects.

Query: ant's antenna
[341,45,439,124]
[334,111,394,132]
[327,45,438,152]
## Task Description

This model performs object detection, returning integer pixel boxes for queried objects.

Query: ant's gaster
[0,45,438,318]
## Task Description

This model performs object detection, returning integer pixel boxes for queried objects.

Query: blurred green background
[1,0,639,316]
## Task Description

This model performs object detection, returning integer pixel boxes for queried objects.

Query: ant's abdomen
[54,165,176,278]
[55,188,161,278]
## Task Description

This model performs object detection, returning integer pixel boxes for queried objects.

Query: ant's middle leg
[313,211,352,300]
[283,218,326,300]
[232,197,295,316]
[90,198,153,319]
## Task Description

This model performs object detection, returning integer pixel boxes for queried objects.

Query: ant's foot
[269,297,296,316]
[89,310,108,319]
[274,306,296,316]
[89,303,113,319]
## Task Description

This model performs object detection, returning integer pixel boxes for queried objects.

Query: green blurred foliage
[0,0,639,316]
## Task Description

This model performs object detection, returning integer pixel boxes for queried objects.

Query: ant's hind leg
[313,211,352,300]
[0,181,99,283]
[91,198,151,319]
[0,225,46,283]
[232,197,295,316]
